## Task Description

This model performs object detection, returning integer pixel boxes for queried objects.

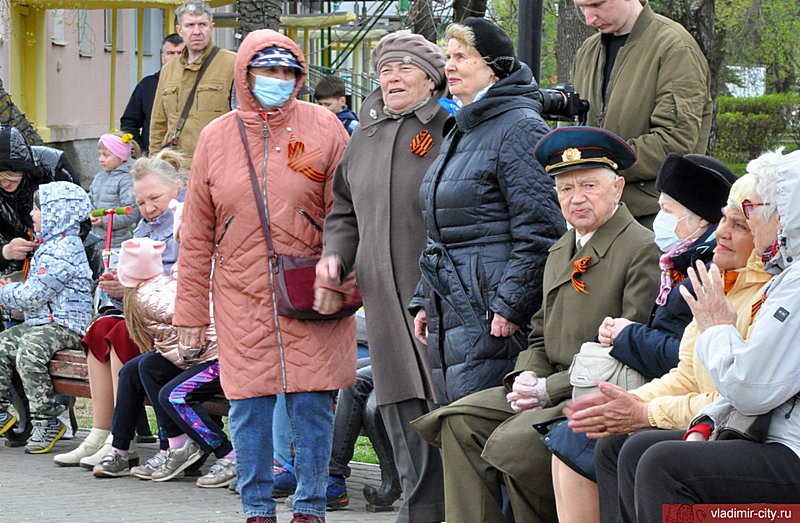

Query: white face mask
[653,211,685,252]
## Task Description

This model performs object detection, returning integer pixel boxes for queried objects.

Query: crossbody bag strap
[173,46,221,142]
[236,116,275,258]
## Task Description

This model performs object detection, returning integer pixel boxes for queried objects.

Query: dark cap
[655,153,738,223]
[460,17,520,79]
[533,126,637,177]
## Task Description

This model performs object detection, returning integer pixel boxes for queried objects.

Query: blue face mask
[652,210,684,252]
[250,74,296,109]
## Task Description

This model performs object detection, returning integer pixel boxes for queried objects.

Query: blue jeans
[272,394,292,466]
[230,391,335,519]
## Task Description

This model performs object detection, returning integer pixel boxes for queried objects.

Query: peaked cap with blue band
[534,126,637,177]
[249,46,304,73]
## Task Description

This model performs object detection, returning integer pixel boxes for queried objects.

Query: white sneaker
[56,409,73,439]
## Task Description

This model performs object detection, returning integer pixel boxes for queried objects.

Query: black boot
[362,390,402,510]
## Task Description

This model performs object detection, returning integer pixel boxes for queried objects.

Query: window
[134,9,153,55]
[78,10,93,57]
[104,9,124,51]
[51,9,67,45]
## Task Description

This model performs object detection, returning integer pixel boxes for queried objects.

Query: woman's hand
[685,431,708,442]
[313,287,344,315]
[414,309,428,345]
[315,255,342,287]
[91,216,103,227]
[98,270,124,299]
[491,313,519,338]
[598,317,633,347]
[564,382,651,438]
[178,326,208,348]
[2,238,37,261]
[679,261,737,333]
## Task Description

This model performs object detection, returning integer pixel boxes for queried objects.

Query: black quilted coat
[414,65,566,404]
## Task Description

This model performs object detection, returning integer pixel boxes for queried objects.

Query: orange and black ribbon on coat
[410,130,434,157]
[21,229,35,281]
[287,134,325,183]
[572,255,592,294]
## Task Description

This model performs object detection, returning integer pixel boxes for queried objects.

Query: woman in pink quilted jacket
[174,29,354,523]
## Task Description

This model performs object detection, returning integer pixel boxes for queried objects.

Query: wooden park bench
[4,348,230,447]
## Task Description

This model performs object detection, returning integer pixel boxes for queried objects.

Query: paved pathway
[1,429,400,523]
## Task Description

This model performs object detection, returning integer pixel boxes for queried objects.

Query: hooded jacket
[0,182,93,335]
[694,151,800,457]
[174,30,354,400]
[89,161,140,250]
[0,127,81,272]
[413,64,566,404]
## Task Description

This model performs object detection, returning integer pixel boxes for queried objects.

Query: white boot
[53,427,110,467]
[79,433,113,470]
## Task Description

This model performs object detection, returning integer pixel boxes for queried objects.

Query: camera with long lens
[533,84,590,125]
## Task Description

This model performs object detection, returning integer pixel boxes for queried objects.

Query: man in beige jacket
[149,0,236,165]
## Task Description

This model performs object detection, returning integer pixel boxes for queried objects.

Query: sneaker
[54,427,110,466]
[25,418,66,454]
[272,458,297,497]
[92,451,130,477]
[0,410,18,437]
[290,514,325,523]
[151,440,203,482]
[197,458,236,488]
[131,452,178,480]
[325,476,349,510]
[56,409,73,439]
[285,476,349,511]
[229,477,239,494]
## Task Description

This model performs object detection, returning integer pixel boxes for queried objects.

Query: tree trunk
[0,79,43,146]
[653,0,718,151]
[237,0,282,44]
[452,0,488,23]
[406,0,437,42]
[555,0,594,84]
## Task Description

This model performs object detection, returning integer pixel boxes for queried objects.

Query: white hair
[747,148,783,222]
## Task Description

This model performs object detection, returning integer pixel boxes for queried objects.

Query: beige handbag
[568,341,648,400]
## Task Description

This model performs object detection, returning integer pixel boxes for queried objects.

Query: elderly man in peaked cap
[411,127,660,523]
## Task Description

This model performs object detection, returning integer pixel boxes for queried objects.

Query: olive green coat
[323,89,450,406]
[571,2,712,219]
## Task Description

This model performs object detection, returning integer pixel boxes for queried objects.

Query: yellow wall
[10,5,50,142]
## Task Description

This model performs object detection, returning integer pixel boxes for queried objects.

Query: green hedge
[715,94,800,164]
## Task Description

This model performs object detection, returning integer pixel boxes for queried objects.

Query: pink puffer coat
[174,30,355,400]
[136,273,217,370]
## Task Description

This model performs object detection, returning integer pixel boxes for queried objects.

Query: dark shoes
[290,514,325,523]
[245,517,277,523]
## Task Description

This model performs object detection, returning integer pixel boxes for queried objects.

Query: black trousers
[595,429,800,523]
[112,352,156,450]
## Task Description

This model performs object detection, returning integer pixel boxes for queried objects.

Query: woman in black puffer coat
[411,19,565,405]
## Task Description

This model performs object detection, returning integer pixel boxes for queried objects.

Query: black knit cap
[460,17,520,79]
[655,153,739,223]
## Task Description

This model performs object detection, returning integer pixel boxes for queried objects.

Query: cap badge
[402,56,412,64]
[562,148,582,162]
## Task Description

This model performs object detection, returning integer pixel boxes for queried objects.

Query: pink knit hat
[117,238,166,288]
[99,133,133,162]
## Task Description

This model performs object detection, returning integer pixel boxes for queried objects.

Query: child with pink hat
[88,131,142,264]
[92,225,235,488]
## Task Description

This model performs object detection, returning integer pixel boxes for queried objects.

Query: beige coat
[149,42,236,163]
[174,30,354,400]
[323,88,450,406]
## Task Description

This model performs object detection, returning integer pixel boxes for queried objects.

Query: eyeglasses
[741,199,773,220]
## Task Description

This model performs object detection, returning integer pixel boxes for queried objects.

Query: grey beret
[371,33,445,89]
